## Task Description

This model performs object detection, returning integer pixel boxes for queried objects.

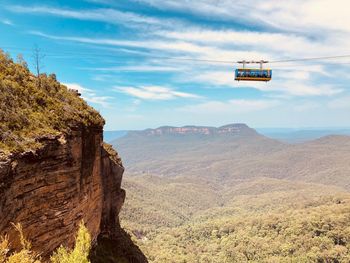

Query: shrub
[51,221,91,263]
[0,221,91,263]
[0,223,41,263]
[0,49,104,154]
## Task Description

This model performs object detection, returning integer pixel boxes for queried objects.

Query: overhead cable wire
[3,45,350,65]
[269,54,350,63]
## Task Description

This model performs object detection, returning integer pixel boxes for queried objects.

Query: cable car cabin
[235,69,272,82]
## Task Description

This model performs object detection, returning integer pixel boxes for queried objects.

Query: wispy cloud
[115,85,201,100]
[84,65,182,72]
[91,74,114,82]
[28,31,270,63]
[16,1,349,105]
[133,0,350,34]
[37,29,344,98]
[64,83,112,108]
[293,101,319,112]
[158,28,342,59]
[3,0,348,128]
[328,96,350,109]
[7,5,161,26]
[180,99,280,113]
[185,69,341,97]
[1,19,14,26]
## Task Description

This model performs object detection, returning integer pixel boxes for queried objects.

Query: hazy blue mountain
[113,124,350,190]
[118,124,350,262]
[257,128,350,143]
[106,127,350,144]
[104,130,128,142]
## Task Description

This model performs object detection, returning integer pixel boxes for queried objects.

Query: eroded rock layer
[0,126,144,261]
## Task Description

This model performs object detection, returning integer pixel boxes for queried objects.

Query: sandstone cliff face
[0,126,144,261]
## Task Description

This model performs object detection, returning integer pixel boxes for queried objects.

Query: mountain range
[110,123,350,262]
[105,125,350,143]
[112,124,350,189]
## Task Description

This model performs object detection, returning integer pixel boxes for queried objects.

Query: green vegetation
[103,143,123,166]
[147,199,350,262]
[114,129,350,191]
[120,175,350,262]
[51,222,91,263]
[0,50,104,155]
[0,223,40,263]
[115,126,350,262]
[0,222,91,263]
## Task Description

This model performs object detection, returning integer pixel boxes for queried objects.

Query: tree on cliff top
[0,49,105,154]
[32,45,45,89]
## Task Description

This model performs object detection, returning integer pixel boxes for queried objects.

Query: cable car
[235,60,272,82]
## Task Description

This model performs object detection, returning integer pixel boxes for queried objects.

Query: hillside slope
[114,124,285,177]
[114,124,350,262]
[113,125,350,189]
[120,173,350,263]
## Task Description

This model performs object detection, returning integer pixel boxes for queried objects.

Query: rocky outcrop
[0,49,147,262]
[0,126,146,262]
[100,143,125,235]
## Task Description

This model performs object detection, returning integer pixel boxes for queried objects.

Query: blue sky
[1,0,350,130]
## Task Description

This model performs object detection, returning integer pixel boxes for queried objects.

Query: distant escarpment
[114,123,350,190]
[0,50,147,262]
[128,123,258,137]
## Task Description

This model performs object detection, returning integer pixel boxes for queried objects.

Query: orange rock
[0,127,127,259]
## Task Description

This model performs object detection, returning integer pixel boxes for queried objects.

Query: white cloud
[29,31,271,64]
[28,31,187,51]
[180,99,279,113]
[115,85,201,100]
[7,5,161,26]
[280,82,342,97]
[1,19,13,26]
[85,65,182,72]
[14,2,350,62]
[185,69,341,97]
[91,74,114,82]
[293,101,320,112]
[22,1,350,103]
[28,21,348,100]
[328,96,350,109]
[249,80,342,97]
[159,29,334,58]
[255,0,350,34]
[133,0,251,21]
[64,83,87,94]
[133,0,350,35]
[63,83,112,108]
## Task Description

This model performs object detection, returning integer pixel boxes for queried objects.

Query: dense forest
[114,123,350,262]
[121,176,350,262]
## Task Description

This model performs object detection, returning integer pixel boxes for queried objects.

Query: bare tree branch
[32,44,45,88]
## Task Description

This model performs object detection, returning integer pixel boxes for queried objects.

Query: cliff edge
[0,51,147,262]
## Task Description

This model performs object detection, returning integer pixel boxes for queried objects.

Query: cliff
[0,50,147,262]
